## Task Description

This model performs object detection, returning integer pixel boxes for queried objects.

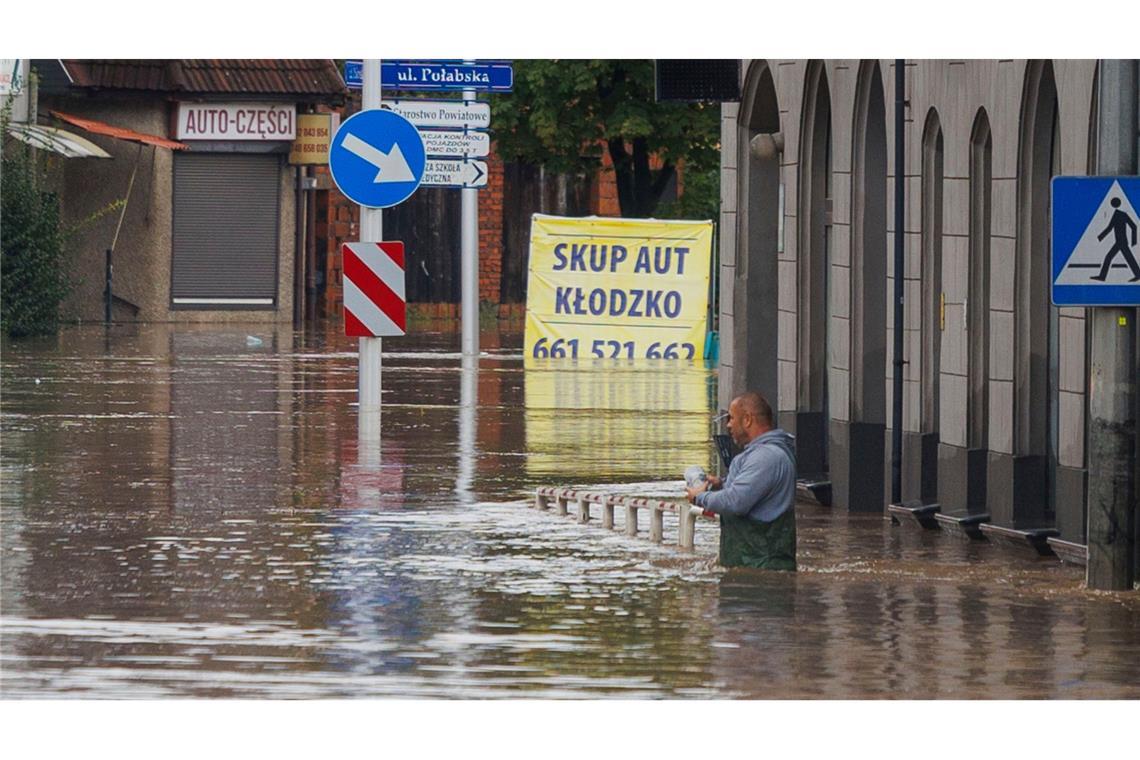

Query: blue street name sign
[329,109,426,209]
[344,60,513,92]
[1052,176,1140,306]
[344,60,363,89]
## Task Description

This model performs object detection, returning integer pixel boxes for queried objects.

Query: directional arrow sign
[329,109,426,208]
[421,159,488,189]
[420,129,490,158]
[381,99,490,130]
[342,133,416,182]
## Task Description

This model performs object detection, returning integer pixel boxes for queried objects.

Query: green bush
[1,145,70,338]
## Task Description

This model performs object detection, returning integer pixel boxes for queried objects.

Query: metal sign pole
[460,62,479,358]
[1087,59,1137,590]
[359,59,383,462]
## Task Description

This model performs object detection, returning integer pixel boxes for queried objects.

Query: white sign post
[460,62,479,359]
[359,60,384,463]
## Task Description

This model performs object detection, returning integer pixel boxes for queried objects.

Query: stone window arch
[851,60,888,426]
[921,108,944,439]
[968,108,992,452]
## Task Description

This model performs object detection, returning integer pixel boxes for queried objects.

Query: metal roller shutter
[172,153,281,307]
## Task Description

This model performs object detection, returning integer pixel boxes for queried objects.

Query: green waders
[718,508,797,571]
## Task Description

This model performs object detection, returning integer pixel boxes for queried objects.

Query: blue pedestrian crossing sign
[329,109,426,209]
[1052,176,1140,306]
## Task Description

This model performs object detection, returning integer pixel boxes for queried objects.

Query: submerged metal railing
[533,487,712,551]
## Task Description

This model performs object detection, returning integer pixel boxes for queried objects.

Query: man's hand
[685,480,709,504]
[706,474,723,490]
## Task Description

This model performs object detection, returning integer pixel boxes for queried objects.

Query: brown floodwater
[2,322,1138,698]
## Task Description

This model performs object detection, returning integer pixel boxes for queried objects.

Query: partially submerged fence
[533,486,714,551]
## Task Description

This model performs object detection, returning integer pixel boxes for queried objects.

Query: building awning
[5,123,112,158]
[50,110,188,150]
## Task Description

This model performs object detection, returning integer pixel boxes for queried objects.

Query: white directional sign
[420,129,490,158]
[381,99,491,130]
[422,159,488,188]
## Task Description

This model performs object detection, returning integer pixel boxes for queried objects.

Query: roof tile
[60,60,347,101]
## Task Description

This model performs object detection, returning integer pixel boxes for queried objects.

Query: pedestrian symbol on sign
[1090,197,1140,282]
[1052,177,1140,305]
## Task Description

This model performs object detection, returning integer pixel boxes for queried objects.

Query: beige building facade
[718,60,1133,544]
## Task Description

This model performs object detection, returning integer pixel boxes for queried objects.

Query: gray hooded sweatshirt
[695,428,796,522]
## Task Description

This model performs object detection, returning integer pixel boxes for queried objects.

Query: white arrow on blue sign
[329,109,426,209]
[1052,176,1140,306]
[421,159,488,189]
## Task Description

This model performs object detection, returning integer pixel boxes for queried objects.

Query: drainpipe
[293,163,304,329]
[1087,59,1137,590]
[891,59,906,505]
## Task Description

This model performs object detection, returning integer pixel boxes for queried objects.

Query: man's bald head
[735,392,774,426]
[726,391,774,445]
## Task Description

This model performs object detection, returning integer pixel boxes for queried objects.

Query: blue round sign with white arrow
[329,109,426,208]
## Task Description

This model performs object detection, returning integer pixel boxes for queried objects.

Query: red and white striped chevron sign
[342,241,406,337]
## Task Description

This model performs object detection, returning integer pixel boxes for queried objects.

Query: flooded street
[2,322,1138,698]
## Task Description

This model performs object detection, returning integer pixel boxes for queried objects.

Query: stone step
[796,477,832,507]
[887,501,941,529]
[1045,537,1088,566]
[978,523,1060,557]
[934,511,990,540]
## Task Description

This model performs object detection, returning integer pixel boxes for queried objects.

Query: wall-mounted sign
[176,103,296,141]
[0,58,26,95]
[289,113,338,165]
[0,59,29,122]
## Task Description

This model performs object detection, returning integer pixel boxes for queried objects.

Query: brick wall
[477,143,505,303]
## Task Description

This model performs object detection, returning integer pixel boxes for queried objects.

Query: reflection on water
[524,359,716,481]
[1,323,1138,698]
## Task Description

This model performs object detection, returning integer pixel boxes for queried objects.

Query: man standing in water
[686,391,797,570]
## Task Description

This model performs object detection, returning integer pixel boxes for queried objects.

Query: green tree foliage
[490,60,720,220]
[1,145,69,338]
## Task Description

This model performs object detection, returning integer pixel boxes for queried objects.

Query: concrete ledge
[1046,537,1088,566]
[888,501,941,530]
[979,523,1059,557]
[934,511,990,540]
[796,478,832,507]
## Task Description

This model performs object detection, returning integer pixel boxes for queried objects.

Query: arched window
[796,60,832,476]
[921,109,944,439]
[1013,60,1060,523]
[968,109,992,452]
[735,63,781,404]
[851,61,887,426]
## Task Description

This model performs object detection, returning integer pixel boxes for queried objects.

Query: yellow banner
[289,113,334,165]
[524,215,713,364]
